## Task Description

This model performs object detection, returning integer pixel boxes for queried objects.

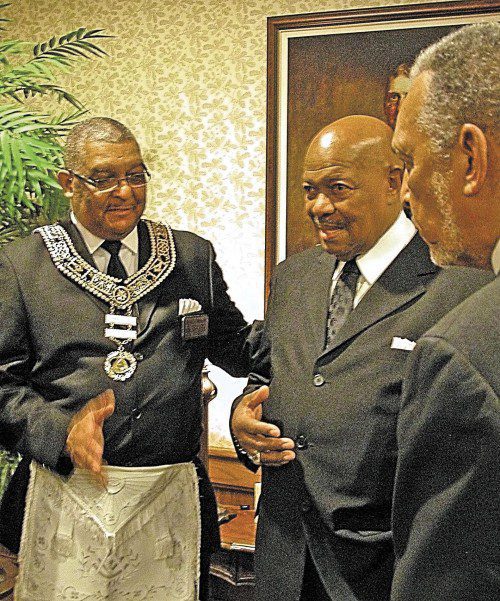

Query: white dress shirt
[331,211,417,308]
[70,212,139,276]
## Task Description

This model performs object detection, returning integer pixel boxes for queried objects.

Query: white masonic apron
[15,461,201,601]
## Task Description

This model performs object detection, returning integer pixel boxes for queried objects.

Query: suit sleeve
[0,249,71,469]
[205,241,262,377]
[230,276,275,470]
[391,335,500,601]
[242,269,275,391]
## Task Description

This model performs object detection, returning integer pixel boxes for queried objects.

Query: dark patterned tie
[325,259,361,348]
[101,239,128,280]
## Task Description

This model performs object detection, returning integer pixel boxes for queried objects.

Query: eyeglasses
[69,169,151,194]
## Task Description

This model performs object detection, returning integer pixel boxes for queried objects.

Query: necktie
[101,239,128,280]
[325,259,361,348]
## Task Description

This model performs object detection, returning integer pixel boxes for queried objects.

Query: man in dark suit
[0,117,255,599]
[231,115,491,601]
[391,23,499,600]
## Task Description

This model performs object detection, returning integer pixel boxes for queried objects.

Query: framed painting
[265,1,500,297]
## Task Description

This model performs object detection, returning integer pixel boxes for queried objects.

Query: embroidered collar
[35,219,176,310]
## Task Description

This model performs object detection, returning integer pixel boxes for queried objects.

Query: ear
[57,170,74,198]
[387,166,403,204]
[458,124,488,196]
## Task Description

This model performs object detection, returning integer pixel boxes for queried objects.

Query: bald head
[304,115,400,172]
[302,116,404,259]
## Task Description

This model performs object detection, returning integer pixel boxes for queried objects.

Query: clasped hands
[65,388,115,486]
[231,385,296,467]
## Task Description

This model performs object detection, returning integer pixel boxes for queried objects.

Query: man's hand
[65,389,115,485]
[232,386,295,467]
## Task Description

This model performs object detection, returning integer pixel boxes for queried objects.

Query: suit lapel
[136,220,168,335]
[300,247,337,355]
[137,219,150,270]
[318,235,437,360]
[60,220,98,268]
[59,220,108,314]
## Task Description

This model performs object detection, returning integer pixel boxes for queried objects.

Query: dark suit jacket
[0,219,254,553]
[391,275,500,601]
[235,235,492,601]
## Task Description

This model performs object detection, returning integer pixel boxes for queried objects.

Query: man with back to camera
[391,22,500,600]
[0,117,258,600]
[230,114,492,601]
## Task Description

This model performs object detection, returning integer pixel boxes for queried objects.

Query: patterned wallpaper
[6,0,446,444]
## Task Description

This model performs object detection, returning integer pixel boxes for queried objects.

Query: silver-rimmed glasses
[69,168,151,194]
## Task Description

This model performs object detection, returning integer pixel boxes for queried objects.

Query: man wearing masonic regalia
[0,117,255,600]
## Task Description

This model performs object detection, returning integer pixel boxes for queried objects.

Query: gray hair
[410,22,500,154]
[64,117,139,171]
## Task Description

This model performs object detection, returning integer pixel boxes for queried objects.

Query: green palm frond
[0,3,10,33]
[33,28,111,62]
[0,105,78,219]
[0,29,113,105]
[0,40,26,65]
[0,7,111,246]
[0,104,69,140]
[0,127,62,215]
[0,117,69,240]
[2,81,84,108]
[48,107,88,130]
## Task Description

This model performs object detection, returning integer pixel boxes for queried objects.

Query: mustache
[311,215,348,229]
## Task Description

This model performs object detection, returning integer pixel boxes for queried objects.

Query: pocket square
[178,298,202,316]
[391,336,416,351]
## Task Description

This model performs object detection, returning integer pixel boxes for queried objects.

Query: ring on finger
[249,450,261,466]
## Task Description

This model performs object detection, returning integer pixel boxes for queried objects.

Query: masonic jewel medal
[104,349,137,381]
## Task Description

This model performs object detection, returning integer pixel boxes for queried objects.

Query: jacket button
[313,374,324,386]
[296,435,309,450]
[134,352,144,361]
[301,500,312,513]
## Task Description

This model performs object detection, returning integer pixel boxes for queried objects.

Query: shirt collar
[337,212,416,285]
[70,211,139,255]
[491,238,500,275]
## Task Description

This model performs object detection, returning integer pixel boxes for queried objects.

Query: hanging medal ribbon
[104,311,138,381]
[36,220,176,381]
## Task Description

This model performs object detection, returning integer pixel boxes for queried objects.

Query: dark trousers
[300,549,332,601]
[199,549,211,601]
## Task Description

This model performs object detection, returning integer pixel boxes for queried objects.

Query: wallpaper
[5,0,446,444]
